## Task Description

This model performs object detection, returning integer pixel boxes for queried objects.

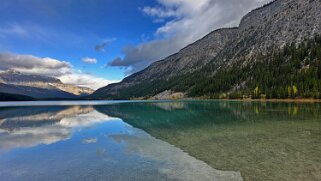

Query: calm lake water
[0,101,320,181]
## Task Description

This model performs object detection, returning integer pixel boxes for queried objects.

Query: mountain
[92,0,321,100]
[0,70,94,99]
[92,28,237,99]
[0,92,35,101]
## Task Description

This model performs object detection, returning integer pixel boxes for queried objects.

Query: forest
[185,36,321,99]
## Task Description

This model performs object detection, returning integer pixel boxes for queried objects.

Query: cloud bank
[0,52,114,90]
[108,0,271,73]
[0,53,71,76]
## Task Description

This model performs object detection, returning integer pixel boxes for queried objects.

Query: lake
[0,101,320,181]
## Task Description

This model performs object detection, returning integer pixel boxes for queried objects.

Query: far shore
[218,98,321,103]
[146,98,321,103]
[0,98,321,104]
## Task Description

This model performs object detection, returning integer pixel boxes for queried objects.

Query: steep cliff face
[92,0,321,99]
[0,70,94,99]
[127,28,238,82]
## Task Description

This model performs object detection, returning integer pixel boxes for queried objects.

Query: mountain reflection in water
[0,103,244,181]
[95,101,321,181]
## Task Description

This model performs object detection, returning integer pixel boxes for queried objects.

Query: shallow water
[0,101,320,180]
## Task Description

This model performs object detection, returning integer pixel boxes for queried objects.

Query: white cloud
[109,0,271,73]
[58,73,118,90]
[0,52,116,90]
[0,52,71,76]
[81,57,97,64]
[142,6,178,19]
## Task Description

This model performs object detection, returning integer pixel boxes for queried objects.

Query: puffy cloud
[81,57,97,64]
[0,52,71,76]
[109,0,271,73]
[0,52,115,90]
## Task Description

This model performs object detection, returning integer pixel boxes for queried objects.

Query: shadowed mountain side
[0,92,35,101]
[0,83,78,99]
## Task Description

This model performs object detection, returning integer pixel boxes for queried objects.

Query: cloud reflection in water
[0,106,118,152]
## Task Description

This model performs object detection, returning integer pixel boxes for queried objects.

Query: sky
[0,0,270,90]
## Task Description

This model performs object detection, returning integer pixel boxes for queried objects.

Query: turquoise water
[0,101,320,180]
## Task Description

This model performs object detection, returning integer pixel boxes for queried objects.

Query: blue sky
[0,0,270,89]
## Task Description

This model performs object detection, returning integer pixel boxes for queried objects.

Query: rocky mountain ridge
[213,0,321,69]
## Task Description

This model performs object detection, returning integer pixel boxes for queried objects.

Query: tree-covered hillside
[183,36,321,99]
[99,36,321,100]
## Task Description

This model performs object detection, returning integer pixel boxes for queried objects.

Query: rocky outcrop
[151,91,185,100]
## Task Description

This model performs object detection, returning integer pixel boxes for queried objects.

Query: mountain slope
[93,28,238,98]
[92,0,321,100]
[0,70,94,99]
[0,83,77,99]
[0,92,35,101]
[207,0,321,70]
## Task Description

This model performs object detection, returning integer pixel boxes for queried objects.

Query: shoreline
[154,98,321,103]
[217,98,321,103]
[0,98,320,104]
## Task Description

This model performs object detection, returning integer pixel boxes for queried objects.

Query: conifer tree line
[184,35,321,99]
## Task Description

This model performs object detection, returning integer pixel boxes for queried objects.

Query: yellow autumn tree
[287,86,292,97]
[292,85,298,97]
[254,86,260,98]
